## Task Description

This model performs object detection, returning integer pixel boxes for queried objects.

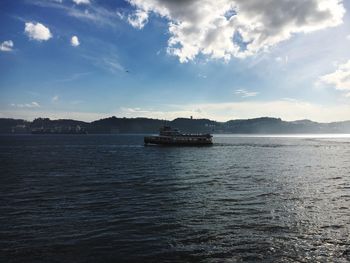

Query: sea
[1,134,349,262]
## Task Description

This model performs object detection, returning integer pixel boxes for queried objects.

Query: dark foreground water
[0,134,349,262]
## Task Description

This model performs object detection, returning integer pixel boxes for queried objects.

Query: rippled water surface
[1,134,350,262]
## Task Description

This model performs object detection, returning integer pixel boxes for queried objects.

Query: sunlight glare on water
[0,134,349,262]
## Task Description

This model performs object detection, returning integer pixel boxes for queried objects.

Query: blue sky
[1,0,350,122]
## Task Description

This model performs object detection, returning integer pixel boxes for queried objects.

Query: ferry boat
[144,126,213,146]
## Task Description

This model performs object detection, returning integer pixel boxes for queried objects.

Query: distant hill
[1,116,350,134]
[90,116,164,133]
[0,118,30,133]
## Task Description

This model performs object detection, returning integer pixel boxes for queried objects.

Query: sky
[1,0,350,122]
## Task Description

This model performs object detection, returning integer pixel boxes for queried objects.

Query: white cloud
[275,56,289,64]
[235,89,259,98]
[347,35,350,40]
[30,1,122,28]
[103,58,124,72]
[52,95,59,102]
[127,0,345,62]
[80,53,125,74]
[32,102,40,107]
[275,57,283,62]
[11,102,40,108]
[71,35,80,46]
[52,72,91,83]
[320,60,350,95]
[72,0,90,4]
[127,9,148,29]
[24,22,52,41]
[116,11,124,20]
[0,40,14,52]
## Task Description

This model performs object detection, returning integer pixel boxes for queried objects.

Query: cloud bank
[11,102,40,108]
[25,22,52,41]
[235,89,259,98]
[127,0,345,62]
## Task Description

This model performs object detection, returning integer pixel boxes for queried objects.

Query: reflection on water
[0,135,349,262]
[215,133,350,138]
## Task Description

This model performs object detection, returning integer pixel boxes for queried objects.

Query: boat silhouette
[144,126,213,146]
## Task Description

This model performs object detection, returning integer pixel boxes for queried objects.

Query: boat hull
[144,136,213,146]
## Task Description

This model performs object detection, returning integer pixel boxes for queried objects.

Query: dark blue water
[1,134,349,262]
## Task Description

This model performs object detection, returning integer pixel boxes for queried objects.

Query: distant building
[11,124,28,134]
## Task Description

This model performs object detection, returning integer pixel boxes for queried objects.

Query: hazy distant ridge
[1,116,350,134]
